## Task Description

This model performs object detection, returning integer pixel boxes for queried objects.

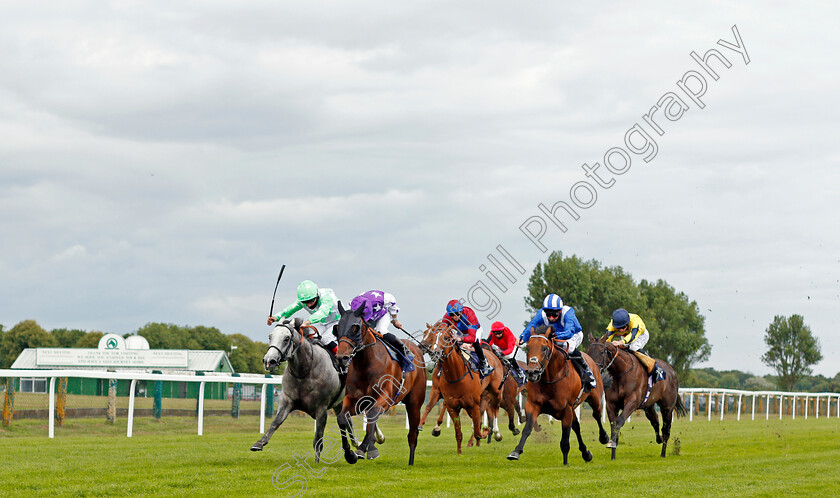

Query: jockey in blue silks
[520,293,597,392]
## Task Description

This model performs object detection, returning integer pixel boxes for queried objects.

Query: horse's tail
[674,393,688,418]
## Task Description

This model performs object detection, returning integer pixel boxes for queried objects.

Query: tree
[228,334,271,374]
[75,331,104,348]
[136,323,190,349]
[0,320,57,368]
[526,251,710,378]
[638,279,710,378]
[51,328,87,348]
[761,314,822,391]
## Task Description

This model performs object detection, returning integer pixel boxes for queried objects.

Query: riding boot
[569,350,597,392]
[508,358,526,382]
[473,340,495,377]
[384,332,414,363]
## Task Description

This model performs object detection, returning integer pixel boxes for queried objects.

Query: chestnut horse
[507,325,609,464]
[419,321,524,439]
[587,333,686,460]
[425,321,505,453]
[334,303,426,465]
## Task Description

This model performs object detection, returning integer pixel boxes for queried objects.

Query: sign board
[36,349,189,368]
[98,334,127,350]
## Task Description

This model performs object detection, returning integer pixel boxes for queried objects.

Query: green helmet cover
[297,280,319,302]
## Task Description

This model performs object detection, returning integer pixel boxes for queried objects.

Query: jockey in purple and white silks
[349,290,413,362]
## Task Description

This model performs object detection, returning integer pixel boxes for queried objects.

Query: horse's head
[586,332,617,371]
[422,320,457,363]
[524,324,557,382]
[334,301,367,373]
[264,318,302,371]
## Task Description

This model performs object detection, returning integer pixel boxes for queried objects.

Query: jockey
[520,293,597,392]
[605,308,666,383]
[349,290,414,363]
[486,321,526,380]
[441,300,494,377]
[267,280,341,352]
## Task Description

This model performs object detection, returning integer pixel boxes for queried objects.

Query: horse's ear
[588,332,595,342]
[547,325,554,338]
[425,323,431,329]
[354,303,365,316]
[338,301,346,316]
[293,318,303,329]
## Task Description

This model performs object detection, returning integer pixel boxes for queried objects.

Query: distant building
[10,345,235,400]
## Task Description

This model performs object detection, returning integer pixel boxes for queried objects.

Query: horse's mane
[530,324,555,337]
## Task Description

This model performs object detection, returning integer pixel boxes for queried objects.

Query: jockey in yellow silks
[605,309,665,384]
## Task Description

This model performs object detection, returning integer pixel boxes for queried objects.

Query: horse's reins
[591,341,635,378]
[429,324,476,383]
[268,322,318,379]
[527,334,570,384]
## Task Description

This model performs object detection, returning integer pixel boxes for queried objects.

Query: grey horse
[250,318,382,460]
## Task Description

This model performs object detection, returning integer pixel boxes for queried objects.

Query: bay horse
[507,325,609,464]
[587,333,687,460]
[334,303,427,465]
[425,321,505,453]
[251,318,379,460]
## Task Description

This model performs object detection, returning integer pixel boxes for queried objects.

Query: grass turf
[1,409,838,497]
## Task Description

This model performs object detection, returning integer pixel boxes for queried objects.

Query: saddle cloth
[379,337,416,373]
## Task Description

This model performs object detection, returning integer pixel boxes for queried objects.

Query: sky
[1,1,838,377]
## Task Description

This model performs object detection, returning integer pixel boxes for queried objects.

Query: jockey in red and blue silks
[441,300,494,376]
[520,293,596,392]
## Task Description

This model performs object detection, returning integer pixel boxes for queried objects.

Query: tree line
[526,252,825,391]
[0,320,272,374]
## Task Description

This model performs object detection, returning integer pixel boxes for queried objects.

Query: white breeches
[373,314,395,334]
[309,320,337,345]
[564,331,583,353]
[628,330,649,351]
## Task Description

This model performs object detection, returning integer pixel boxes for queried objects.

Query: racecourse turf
[1,408,838,497]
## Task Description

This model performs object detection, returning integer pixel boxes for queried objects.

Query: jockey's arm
[308,292,336,323]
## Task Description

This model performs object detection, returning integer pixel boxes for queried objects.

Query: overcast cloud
[1,1,838,376]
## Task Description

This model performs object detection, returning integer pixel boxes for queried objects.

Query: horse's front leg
[421,382,441,428]
[333,406,359,449]
[571,411,592,463]
[312,409,329,463]
[433,400,448,437]
[337,398,359,464]
[448,405,465,454]
[251,394,293,451]
[608,396,639,461]
[507,401,539,460]
[559,408,575,466]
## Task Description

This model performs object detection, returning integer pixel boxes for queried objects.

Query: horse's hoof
[599,433,609,445]
[494,433,503,442]
[355,449,366,458]
[432,427,441,437]
[606,440,616,449]
[533,424,542,433]
[656,435,663,444]
[507,451,520,461]
[250,444,263,452]
[366,448,380,460]
[344,450,358,464]
[511,428,520,436]
[583,450,593,462]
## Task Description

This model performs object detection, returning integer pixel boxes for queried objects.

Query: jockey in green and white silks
[267,280,341,349]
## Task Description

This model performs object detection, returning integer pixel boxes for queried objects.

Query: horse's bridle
[590,341,634,377]
[525,334,569,384]
[336,322,377,369]
[267,322,317,378]
[427,324,476,383]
